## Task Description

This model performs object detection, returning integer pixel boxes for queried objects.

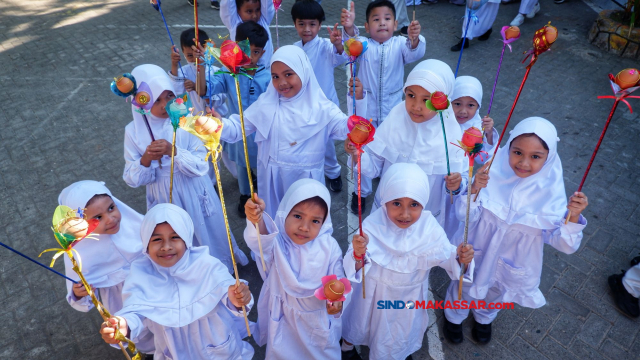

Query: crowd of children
[48,0,602,359]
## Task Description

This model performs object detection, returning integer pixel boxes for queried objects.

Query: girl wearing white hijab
[243,178,347,359]
[122,64,248,272]
[58,180,155,354]
[101,203,254,360]
[451,75,498,165]
[220,45,366,217]
[443,117,589,345]
[346,59,465,238]
[340,163,474,360]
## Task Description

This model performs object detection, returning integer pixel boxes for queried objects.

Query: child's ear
[393,20,398,31]
[364,22,370,34]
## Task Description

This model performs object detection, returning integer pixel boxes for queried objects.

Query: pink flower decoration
[314,275,352,303]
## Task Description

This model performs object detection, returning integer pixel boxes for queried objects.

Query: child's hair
[235,21,269,48]
[236,0,259,9]
[510,133,549,151]
[296,196,329,222]
[366,0,396,22]
[291,0,326,23]
[86,194,112,208]
[180,28,209,49]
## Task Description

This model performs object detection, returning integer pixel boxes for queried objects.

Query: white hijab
[244,46,344,165]
[480,117,567,229]
[368,59,465,175]
[364,163,454,273]
[129,64,178,170]
[273,178,342,298]
[451,76,483,131]
[58,181,143,289]
[118,204,236,327]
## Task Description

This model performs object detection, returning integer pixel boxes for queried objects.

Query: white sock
[341,341,354,352]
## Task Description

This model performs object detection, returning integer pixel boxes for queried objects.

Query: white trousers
[624,263,640,298]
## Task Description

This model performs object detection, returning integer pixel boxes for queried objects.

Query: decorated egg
[58,218,90,239]
[195,116,220,135]
[461,127,483,148]
[544,24,557,44]
[350,123,371,144]
[323,279,345,302]
[115,76,134,94]
[349,41,363,57]
[431,91,449,110]
[505,26,520,40]
[135,91,151,106]
[615,68,640,89]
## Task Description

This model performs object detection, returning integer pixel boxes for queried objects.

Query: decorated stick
[178,114,252,335]
[194,0,200,94]
[454,9,472,78]
[314,275,352,306]
[165,98,190,203]
[344,38,367,179]
[426,92,454,203]
[486,26,520,116]
[474,22,558,202]
[413,0,416,21]
[40,206,140,360]
[564,69,640,223]
[455,0,490,78]
[0,241,79,284]
[151,0,186,78]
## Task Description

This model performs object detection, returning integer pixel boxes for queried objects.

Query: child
[341,163,474,360]
[219,45,365,217]
[168,28,228,116]
[244,178,347,358]
[341,0,426,212]
[292,0,348,193]
[451,75,498,164]
[220,0,274,66]
[450,1,500,51]
[443,117,589,344]
[207,21,270,218]
[122,64,249,272]
[99,203,254,359]
[58,180,154,354]
[345,59,465,238]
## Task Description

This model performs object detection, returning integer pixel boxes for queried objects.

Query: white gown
[461,2,500,40]
[220,0,274,66]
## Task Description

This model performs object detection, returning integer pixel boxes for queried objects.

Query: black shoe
[145,355,154,360]
[350,192,366,215]
[631,255,640,267]
[450,38,470,52]
[609,271,640,317]
[210,0,220,9]
[478,28,492,41]
[238,194,250,219]
[341,347,362,360]
[472,321,492,344]
[405,355,414,360]
[400,26,408,37]
[443,318,464,344]
[327,176,343,192]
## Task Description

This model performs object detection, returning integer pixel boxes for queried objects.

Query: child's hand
[457,244,474,265]
[408,20,421,47]
[171,46,181,67]
[100,317,128,344]
[228,282,252,308]
[348,77,364,100]
[205,106,222,119]
[245,194,266,224]
[184,79,196,92]
[328,23,344,53]
[154,139,174,157]
[341,1,356,35]
[481,116,495,145]
[344,139,359,157]
[72,283,95,298]
[471,162,490,194]
[445,172,462,192]
[191,39,205,65]
[327,300,343,315]
[352,233,368,258]
[567,192,588,223]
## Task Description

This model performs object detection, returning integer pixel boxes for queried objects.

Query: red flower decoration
[219,40,251,74]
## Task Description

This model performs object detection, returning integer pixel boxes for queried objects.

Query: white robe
[220,0,274,66]
[623,264,640,298]
[460,2,500,40]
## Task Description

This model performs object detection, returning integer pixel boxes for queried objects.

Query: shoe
[145,355,154,360]
[405,355,414,360]
[631,254,640,267]
[327,176,343,192]
[450,38,470,52]
[526,2,540,18]
[350,192,366,215]
[341,347,362,360]
[187,0,195,5]
[478,28,492,41]
[609,271,640,318]
[472,321,492,344]
[510,13,525,26]
[238,194,251,219]
[443,318,464,344]
[210,0,220,9]
[400,26,408,37]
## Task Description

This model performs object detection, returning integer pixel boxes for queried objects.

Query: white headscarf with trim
[451,75,483,131]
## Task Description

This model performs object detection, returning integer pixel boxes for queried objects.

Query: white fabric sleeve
[348,149,385,180]
[343,244,370,284]
[454,193,483,224]
[123,130,156,188]
[173,133,211,178]
[345,92,367,121]
[243,215,279,280]
[220,0,240,33]
[119,313,146,342]
[438,246,475,284]
[401,35,426,63]
[220,114,257,143]
[543,213,587,254]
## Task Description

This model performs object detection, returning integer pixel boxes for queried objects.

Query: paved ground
[0,0,639,359]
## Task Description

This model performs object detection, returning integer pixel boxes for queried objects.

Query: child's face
[182,45,198,64]
[150,90,176,118]
[365,6,397,44]
[271,61,302,98]
[84,196,121,235]
[508,135,549,178]
[294,19,322,44]
[284,202,326,245]
[452,96,479,125]
[238,0,261,22]
[147,223,187,267]
[385,197,423,229]
[245,44,265,69]
[405,85,436,123]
